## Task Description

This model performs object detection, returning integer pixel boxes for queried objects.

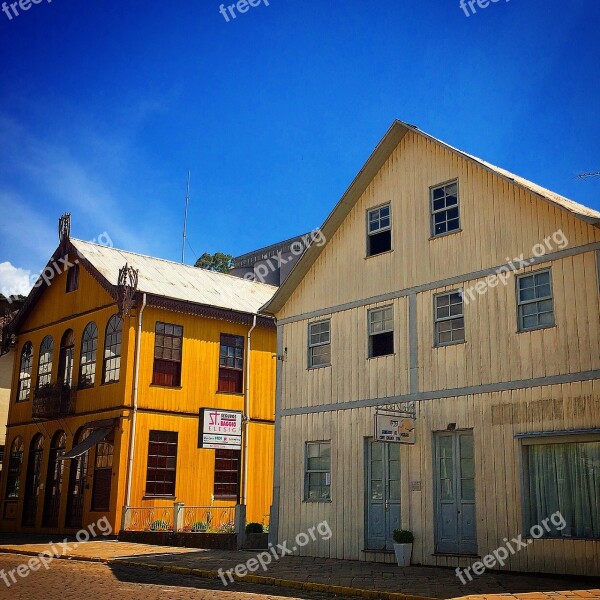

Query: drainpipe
[242,314,257,507]
[125,292,147,509]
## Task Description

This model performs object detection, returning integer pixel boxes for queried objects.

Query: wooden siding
[137,307,275,421]
[279,131,600,320]
[277,382,600,575]
[274,129,600,576]
[129,413,273,525]
[0,252,276,534]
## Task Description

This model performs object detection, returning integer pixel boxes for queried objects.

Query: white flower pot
[393,542,412,567]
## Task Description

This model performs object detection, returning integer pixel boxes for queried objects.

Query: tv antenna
[181,170,190,264]
[576,171,600,180]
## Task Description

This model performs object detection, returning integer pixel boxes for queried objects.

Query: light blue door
[434,431,477,555]
[366,441,401,550]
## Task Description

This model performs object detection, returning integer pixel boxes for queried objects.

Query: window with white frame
[431,181,460,237]
[367,204,391,257]
[434,291,465,345]
[368,306,394,358]
[517,270,554,331]
[522,434,600,539]
[305,441,331,501]
[308,320,331,368]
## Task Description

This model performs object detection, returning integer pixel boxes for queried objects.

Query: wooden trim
[17,303,118,336]
[280,369,600,417]
[276,242,600,326]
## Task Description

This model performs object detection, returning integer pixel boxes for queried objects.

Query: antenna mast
[577,171,600,180]
[181,170,190,264]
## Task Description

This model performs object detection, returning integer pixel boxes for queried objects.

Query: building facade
[230,234,311,286]
[0,223,277,535]
[264,121,600,576]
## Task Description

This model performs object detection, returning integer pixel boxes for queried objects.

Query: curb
[117,559,436,600]
[0,548,437,600]
[0,547,108,564]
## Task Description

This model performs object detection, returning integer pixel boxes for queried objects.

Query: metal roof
[72,239,277,315]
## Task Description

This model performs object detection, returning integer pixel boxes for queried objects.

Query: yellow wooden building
[263,121,600,576]
[0,219,277,535]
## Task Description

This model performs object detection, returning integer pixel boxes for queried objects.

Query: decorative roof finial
[59,213,71,244]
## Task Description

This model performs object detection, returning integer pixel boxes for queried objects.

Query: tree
[194,252,234,273]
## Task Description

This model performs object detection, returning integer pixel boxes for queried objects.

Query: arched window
[58,330,75,388]
[43,431,67,527]
[66,428,91,528]
[79,322,98,388]
[5,436,24,499]
[102,315,122,384]
[17,342,34,402]
[36,335,53,389]
[22,435,45,527]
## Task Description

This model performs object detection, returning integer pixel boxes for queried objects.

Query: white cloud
[0,262,33,299]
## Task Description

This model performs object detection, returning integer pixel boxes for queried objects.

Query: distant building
[0,300,23,479]
[0,315,16,476]
[230,233,311,287]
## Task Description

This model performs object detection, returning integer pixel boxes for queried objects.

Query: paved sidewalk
[0,535,597,600]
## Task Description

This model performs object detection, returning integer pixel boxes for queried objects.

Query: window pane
[525,441,600,538]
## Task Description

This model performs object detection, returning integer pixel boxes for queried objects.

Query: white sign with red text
[199,409,243,450]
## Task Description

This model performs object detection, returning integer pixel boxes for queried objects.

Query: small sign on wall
[375,412,416,444]
[198,408,243,450]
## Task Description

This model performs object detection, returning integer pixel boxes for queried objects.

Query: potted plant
[392,530,414,567]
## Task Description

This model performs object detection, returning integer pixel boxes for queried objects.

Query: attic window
[367,204,392,257]
[431,181,460,237]
[66,264,79,293]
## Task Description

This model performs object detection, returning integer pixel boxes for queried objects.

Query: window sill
[216,391,244,396]
[434,340,466,349]
[367,354,395,360]
[142,495,177,501]
[429,229,463,241]
[303,499,332,504]
[213,496,238,501]
[516,324,556,334]
[100,380,120,387]
[150,384,183,390]
[365,249,394,260]
[307,364,332,371]
[432,552,480,558]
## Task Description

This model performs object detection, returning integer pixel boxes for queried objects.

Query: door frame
[432,429,477,555]
[364,437,402,551]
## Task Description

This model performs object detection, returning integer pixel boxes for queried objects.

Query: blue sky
[0,0,599,295]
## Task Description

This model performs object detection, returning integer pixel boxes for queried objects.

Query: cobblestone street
[0,553,356,600]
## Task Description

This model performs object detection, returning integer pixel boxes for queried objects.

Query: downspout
[242,314,258,506]
[125,292,147,509]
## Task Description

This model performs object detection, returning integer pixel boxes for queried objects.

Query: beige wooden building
[262,121,600,577]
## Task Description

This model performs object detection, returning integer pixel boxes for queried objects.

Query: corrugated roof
[72,239,277,315]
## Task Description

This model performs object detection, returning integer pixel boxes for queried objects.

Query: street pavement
[0,553,358,600]
[0,536,598,600]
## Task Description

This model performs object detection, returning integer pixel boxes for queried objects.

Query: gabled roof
[10,237,277,335]
[72,239,277,315]
[262,120,600,315]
